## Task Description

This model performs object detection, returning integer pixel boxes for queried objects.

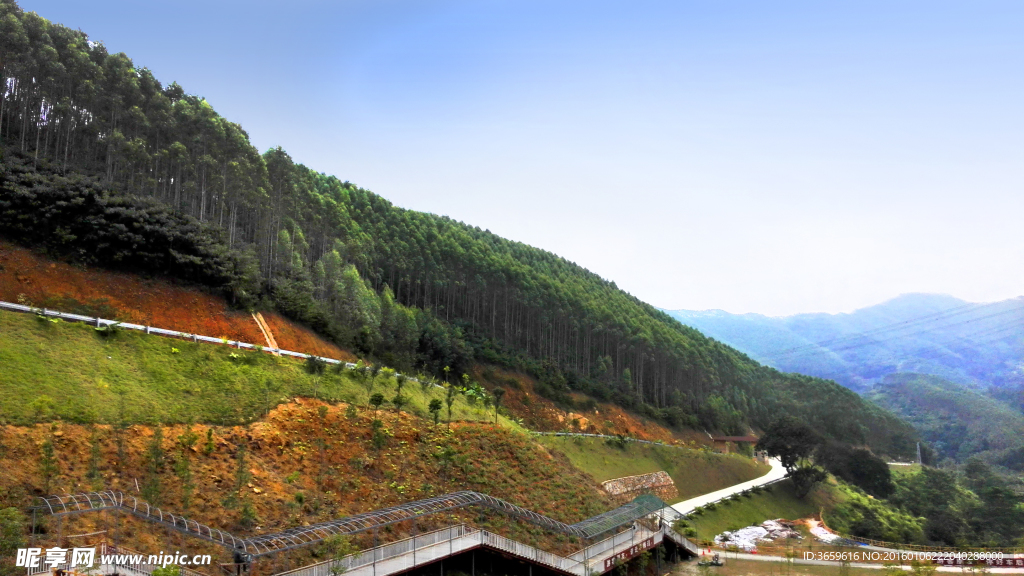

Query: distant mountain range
[664,294,1024,392]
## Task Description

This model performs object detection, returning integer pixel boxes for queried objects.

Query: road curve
[671,458,787,515]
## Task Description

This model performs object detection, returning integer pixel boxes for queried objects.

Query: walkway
[670,457,787,515]
[276,524,683,576]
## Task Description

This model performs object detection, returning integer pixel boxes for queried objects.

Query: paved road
[670,458,787,515]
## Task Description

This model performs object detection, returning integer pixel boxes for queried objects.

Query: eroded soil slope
[0,241,352,359]
[0,400,613,569]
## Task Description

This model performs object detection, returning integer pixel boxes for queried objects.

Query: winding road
[670,457,787,515]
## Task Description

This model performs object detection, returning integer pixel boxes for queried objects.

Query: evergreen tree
[492,388,506,424]
[175,424,199,511]
[141,424,165,505]
[86,426,103,490]
[39,435,58,494]
[223,441,251,510]
[428,399,443,426]
[444,384,458,430]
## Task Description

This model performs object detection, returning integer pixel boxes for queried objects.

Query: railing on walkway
[274,526,473,576]
[479,530,587,574]
[569,527,643,562]
[273,522,697,576]
[661,527,699,555]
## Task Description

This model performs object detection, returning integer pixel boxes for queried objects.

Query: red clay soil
[260,311,355,360]
[0,241,354,361]
[0,399,613,568]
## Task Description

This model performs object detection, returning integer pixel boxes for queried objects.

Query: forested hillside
[869,374,1024,469]
[0,0,916,456]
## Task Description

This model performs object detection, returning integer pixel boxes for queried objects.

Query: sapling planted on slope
[429,399,443,425]
[493,387,506,424]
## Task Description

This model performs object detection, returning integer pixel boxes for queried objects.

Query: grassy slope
[686,480,846,540]
[0,311,508,427]
[2,243,711,446]
[689,476,926,546]
[535,435,769,502]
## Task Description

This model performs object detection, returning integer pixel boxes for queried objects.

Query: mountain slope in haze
[0,0,917,457]
[868,373,1024,469]
[666,294,1024,391]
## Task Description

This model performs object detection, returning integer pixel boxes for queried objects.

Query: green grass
[888,463,921,478]
[535,435,770,503]
[686,479,845,541]
[0,311,514,427]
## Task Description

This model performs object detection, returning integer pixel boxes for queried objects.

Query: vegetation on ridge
[0,0,915,456]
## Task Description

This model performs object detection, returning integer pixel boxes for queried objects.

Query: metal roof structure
[35,491,246,549]
[33,490,681,557]
[570,494,669,538]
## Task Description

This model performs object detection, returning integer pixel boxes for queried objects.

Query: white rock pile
[714,519,803,551]
[810,524,843,543]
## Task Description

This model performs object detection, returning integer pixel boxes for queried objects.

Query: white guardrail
[530,431,691,449]
[0,300,445,381]
[0,300,355,364]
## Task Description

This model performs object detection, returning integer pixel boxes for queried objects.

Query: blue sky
[24,0,1024,315]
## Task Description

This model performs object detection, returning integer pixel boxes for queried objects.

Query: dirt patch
[475,366,710,446]
[0,400,613,569]
[0,241,354,361]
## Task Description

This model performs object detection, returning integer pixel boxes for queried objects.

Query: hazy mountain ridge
[665,293,1024,391]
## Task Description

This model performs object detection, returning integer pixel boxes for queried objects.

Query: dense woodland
[0,0,916,455]
[869,373,1024,471]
